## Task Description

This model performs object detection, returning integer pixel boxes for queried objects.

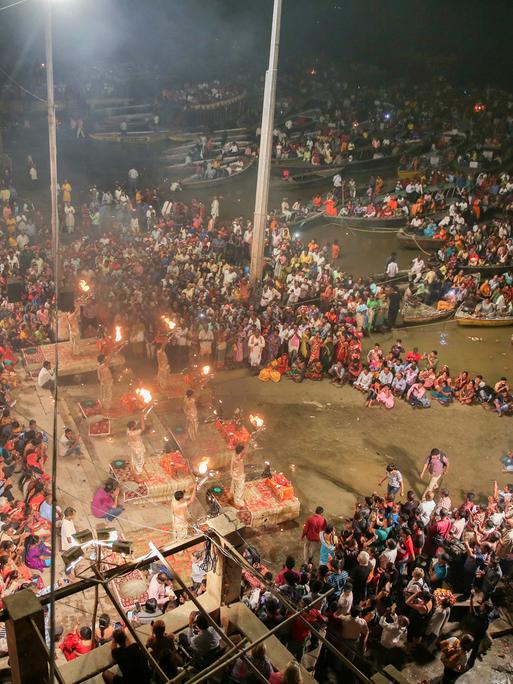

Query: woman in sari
[24,534,51,571]
[307,332,322,365]
[60,626,94,661]
[287,357,306,383]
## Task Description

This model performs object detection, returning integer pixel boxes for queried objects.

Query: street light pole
[249,0,282,284]
[45,0,60,680]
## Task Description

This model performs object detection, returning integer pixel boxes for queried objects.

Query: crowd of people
[237,463,513,682]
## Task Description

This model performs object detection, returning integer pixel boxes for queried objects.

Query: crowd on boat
[161,80,243,107]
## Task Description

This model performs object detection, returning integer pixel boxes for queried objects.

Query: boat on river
[459,263,513,277]
[179,156,256,189]
[167,126,251,143]
[455,303,513,327]
[89,129,170,143]
[326,213,408,230]
[397,230,447,251]
[286,210,326,232]
[401,301,455,325]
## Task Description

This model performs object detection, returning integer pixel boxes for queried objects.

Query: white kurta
[248,335,265,367]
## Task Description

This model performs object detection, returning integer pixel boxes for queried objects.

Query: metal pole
[249,0,282,284]
[45,1,60,681]
[149,543,269,684]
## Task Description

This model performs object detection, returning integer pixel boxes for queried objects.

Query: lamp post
[249,0,283,284]
[45,1,60,680]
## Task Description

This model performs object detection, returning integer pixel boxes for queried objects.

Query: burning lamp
[249,414,264,429]
[198,459,209,475]
[202,365,211,376]
[162,315,176,331]
[114,326,123,342]
[78,279,90,293]
[136,388,152,405]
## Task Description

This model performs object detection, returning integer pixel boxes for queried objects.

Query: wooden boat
[89,129,170,143]
[180,157,256,189]
[401,301,455,325]
[373,269,410,283]
[327,213,408,230]
[273,166,344,189]
[286,210,326,232]
[459,263,513,277]
[167,126,251,143]
[397,230,447,251]
[455,303,513,327]
[397,168,423,181]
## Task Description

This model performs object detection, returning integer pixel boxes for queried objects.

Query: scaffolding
[1,514,396,684]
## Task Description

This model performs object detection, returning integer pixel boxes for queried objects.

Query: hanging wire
[0,0,30,11]
[0,64,47,103]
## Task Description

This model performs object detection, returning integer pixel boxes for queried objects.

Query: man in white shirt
[148,571,176,609]
[386,258,399,278]
[127,167,139,194]
[38,361,55,393]
[61,507,76,551]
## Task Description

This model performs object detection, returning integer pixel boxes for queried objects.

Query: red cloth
[290,608,323,642]
[301,513,326,541]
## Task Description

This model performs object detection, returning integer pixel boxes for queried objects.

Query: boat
[89,129,170,143]
[401,301,455,325]
[397,230,447,251]
[167,126,251,143]
[372,269,410,283]
[180,157,256,189]
[286,210,326,232]
[459,263,513,277]
[455,303,513,327]
[327,213,408,230]
[273,166,344,189]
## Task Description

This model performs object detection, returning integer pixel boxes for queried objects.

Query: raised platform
[23,339,126,378]
[219,477,300,529]
[111,452,195,505]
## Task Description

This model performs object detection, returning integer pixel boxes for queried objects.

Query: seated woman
[347,355,363,384]
[305,360,323,380]
[456,379,475,405]
[418,368,436,389]
[453,370,470,395]
[376,385,395,410]
[366,380,381,408]
[286,357,305,383]
[430,381,453,406]
[146,620,183,679]
[406,381,431,409]
[329,361,347,386]
[60,625,94,662]
[24,534,51,571]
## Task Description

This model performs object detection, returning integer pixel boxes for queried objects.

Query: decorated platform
[23,339,126,378]
[110,451,195,504]
[218,475,300,529]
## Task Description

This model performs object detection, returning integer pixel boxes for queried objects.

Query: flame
[249,414,264,428]
[79,279,90,293]
[198,459,209,475]
[135,388,152,404]
[202,365,210,376]
[114,326,122,342]
[162,316,176,331]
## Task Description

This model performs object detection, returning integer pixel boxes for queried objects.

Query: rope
[409,233,433,257]
[323,220,400,235]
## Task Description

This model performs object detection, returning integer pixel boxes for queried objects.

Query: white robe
[248,335,265,367]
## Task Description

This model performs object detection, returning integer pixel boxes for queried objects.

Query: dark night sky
[0,0,512,86]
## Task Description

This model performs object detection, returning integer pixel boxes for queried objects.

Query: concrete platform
[23,339,126,378]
